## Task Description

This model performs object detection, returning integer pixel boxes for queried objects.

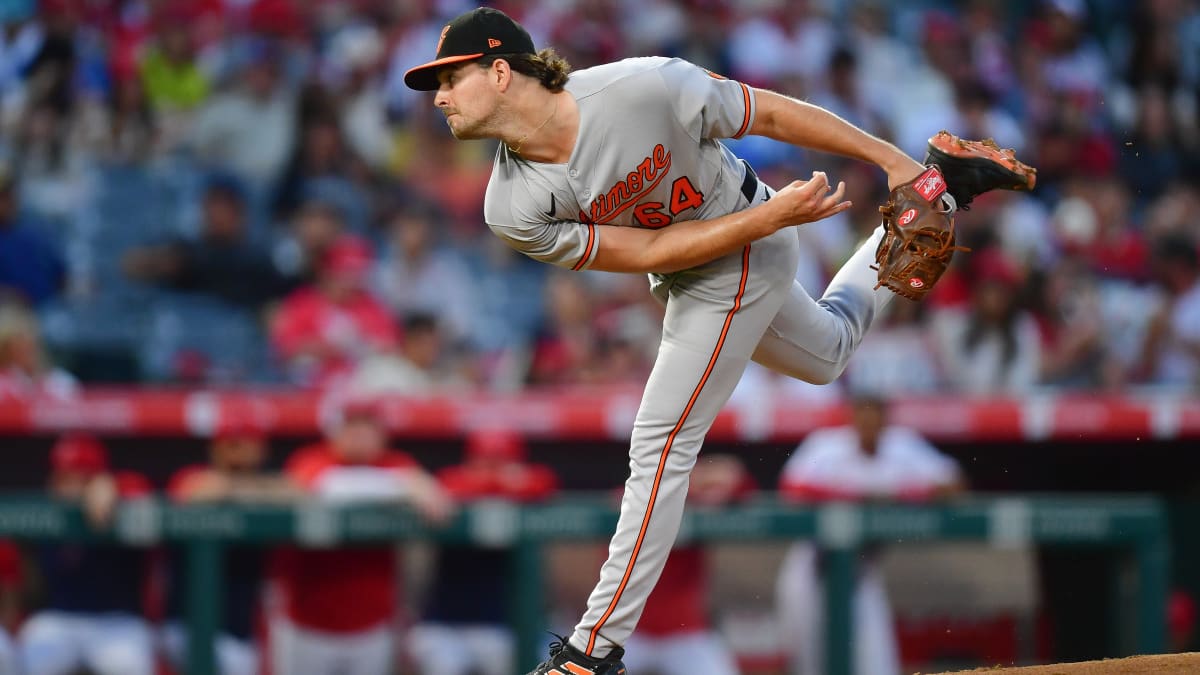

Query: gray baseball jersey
[485,57,752,270]
[484,57,894,658]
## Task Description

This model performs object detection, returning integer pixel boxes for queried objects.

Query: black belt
[740,160,761,203]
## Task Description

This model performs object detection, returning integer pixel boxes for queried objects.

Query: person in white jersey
[776,394,965,675]
[403,8,1026,674]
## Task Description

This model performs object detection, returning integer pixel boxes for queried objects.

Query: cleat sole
[927,130,1037,191]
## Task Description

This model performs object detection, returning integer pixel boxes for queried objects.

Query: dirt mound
[925,653,1200,674]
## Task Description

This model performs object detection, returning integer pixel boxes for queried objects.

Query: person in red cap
[270,235,398,386]
[161,414,296,675]
[410,429,558,675]
[18,434,157,675]
[269,395,452,675]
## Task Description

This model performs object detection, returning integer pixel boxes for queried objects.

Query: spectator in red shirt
[410,429,558,675]
[161,416,297,675]
[270,235,398,386]
[269,397,451,675]
[622,454,752,675]
[18,435,157,675]
[1055,176,1149,283]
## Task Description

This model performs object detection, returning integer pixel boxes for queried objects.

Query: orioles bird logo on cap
[436,25,450,53]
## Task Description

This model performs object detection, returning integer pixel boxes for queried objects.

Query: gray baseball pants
[573,180,894,657]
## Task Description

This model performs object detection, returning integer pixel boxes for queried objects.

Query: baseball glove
[872,166,966,301]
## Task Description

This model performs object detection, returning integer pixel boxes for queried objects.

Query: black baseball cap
[404,7,536,91]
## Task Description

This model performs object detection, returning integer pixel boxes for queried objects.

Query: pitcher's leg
[571,245,793,658]
[752,225,895,384]
[572,337,755,657]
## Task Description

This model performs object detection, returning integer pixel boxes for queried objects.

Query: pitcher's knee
[784,353,849,385]
[802,327,858,385]
[808,358,850,385]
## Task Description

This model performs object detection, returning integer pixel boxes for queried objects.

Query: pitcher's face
[434,62,500,140]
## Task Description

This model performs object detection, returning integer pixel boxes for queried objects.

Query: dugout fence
[0,495,1168,675]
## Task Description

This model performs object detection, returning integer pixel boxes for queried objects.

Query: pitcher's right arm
[489,172,848,275]
[586,173,848,273]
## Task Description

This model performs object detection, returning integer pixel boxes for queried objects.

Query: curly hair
[481,48,572,92]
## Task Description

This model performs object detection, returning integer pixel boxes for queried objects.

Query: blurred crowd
[0,393,973,675]
[0,0,1198,395]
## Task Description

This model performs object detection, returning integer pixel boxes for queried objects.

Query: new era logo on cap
[404,7,536,91]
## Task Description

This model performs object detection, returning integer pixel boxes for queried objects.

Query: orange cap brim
[403,53,485,91]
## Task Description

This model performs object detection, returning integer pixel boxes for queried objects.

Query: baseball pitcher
[404,8,1034,675]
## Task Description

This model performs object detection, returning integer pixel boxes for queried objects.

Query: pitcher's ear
[491,58,513,89]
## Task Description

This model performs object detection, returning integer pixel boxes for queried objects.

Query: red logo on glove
[898,208,918,225]
[909,277,925,289]
[913,168,947,202]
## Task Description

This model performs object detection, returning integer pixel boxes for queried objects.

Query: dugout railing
[0,495,1169,675]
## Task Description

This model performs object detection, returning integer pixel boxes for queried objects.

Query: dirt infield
[926,652,1200,674]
